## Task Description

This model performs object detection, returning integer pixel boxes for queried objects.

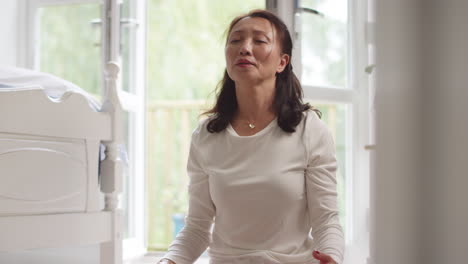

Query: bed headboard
[0,62,124,214]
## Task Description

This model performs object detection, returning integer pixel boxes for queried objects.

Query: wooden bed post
[101,61,123,210]
[100,61,124,264]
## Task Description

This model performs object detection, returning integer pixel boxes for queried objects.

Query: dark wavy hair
[203,9,321,133]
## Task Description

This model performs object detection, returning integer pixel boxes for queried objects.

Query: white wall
[0,0,18,66]
[372,0,468,263]
[422,0,468,263]
[373,0,423,263]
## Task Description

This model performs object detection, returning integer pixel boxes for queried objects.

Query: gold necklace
[237,119,255,129]
[236,114,256,129]
[239,115,275,130]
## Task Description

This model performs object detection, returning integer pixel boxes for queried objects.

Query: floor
[124,251,210,264]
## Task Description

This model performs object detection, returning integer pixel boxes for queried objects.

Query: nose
[239,40,252,56]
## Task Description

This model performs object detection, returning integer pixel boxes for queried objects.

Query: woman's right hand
[158,258,176,264]
[312,251,337,264]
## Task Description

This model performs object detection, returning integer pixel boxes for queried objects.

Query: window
[118,0,147,258]
[299,0,350,233]
[299,0,348,88]
[36,2,102,98]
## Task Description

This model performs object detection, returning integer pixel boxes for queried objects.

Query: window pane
[300,0,348,88]
[121,0,137,93]
[307,101,349,232]
[38,3,101,99]
[146,0,266,250]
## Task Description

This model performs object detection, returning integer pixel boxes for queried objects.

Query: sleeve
[305,114,345,264]
[161,132,216,264]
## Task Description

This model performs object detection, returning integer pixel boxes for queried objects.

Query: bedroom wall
[421,0,468,263]
[373,0,468,263]
[373,0,424,263]
[0,0,18,66]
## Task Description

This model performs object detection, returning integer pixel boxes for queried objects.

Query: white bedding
[0,65,100,110]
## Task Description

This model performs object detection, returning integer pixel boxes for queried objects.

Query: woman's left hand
[312,250,337,264]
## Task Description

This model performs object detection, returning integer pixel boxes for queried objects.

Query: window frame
[268,0,370,263]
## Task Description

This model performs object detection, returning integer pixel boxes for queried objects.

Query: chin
[233,76,258,85]
[232,71,257,80]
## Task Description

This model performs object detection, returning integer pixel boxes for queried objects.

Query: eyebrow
[230,30,272,40]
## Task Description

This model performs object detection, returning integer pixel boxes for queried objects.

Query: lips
[235,59,255,66]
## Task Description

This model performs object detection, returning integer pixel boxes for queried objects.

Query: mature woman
[158,9,345,264]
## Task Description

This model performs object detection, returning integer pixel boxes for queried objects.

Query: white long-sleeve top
[162,110,345,264]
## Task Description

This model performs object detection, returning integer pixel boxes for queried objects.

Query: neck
[234,78,276,122]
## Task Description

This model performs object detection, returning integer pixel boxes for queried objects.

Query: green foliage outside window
[39,3,101,98]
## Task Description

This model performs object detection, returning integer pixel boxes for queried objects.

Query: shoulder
[192,117,209,135]
[191,116,216,145]
[303,108,327,132]
[302,108,334,150]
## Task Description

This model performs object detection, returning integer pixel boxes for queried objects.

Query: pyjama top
[162,110,345,264]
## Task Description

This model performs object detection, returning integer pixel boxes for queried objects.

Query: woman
[158,9,344,264]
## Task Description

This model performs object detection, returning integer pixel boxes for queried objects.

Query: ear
[276,53,290,74]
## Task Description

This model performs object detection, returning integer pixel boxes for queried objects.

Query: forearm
[311,214,345,264]
[161,223,212,263]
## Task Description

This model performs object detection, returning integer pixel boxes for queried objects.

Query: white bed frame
[0,62,124,264]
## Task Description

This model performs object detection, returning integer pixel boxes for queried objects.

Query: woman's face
[225,17,289,85]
